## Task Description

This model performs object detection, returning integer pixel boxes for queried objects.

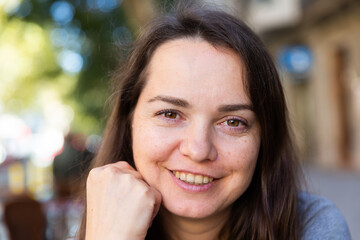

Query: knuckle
[138,186,155,203]
[87,167,101,181]
[87,165,122,185]
[120,173,142,189]
[120,172,134,183]
[146,192,156,207]
[103,165,119,176]
[116,161,131,168]
[136,184,148,195]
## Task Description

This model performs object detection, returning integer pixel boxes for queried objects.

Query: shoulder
[298,192,351,240]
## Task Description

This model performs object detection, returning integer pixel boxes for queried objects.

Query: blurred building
[238,0,360,170]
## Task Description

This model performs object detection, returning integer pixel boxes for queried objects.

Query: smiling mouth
[171,171,214,185]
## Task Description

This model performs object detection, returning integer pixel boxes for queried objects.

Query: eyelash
[155,109,181,121]
[220,117,248,131]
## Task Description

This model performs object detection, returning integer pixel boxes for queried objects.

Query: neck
[160,207,230,240]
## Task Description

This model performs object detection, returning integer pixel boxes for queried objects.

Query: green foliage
[1,0,134,134]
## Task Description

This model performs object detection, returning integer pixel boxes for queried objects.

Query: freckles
[234,159,242,166]
[230,148,256,166]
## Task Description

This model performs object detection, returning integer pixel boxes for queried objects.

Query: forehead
[148,37,243,75]
[144,38,250,104]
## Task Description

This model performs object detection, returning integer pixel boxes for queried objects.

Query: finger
[150,186,162,221]
[109,161,143,179]
[111,161,135,171]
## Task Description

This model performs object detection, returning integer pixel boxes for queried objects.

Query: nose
[179,122,217,162]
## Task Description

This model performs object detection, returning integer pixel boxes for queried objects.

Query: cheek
[132,126,181,187]
[132,125,180,168]
[222,137,260,174]
[224,138,260,200]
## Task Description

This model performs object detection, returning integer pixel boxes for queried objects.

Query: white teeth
[186,173,194,183]
[180,172,186,181]
[194,175,203,185]
[172,171,214,185]
[203,176,209,184]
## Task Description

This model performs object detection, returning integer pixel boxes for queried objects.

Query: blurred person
[53,133,91,197]
[3,193,46,240]
[45,134,91,240]
[78,3,351,240]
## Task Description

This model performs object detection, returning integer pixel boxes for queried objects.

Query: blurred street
[304,165,360,240]
[1,0,360,239]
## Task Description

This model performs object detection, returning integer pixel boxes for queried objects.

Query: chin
[162,198,222,219]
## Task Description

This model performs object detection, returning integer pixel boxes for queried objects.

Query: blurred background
[0,0,359,239]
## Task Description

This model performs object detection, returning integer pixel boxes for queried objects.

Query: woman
[79,4,350,240]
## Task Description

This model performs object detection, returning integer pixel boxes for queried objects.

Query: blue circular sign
[278,45,313,75]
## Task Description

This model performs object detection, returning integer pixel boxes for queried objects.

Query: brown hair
[78,4,302,240]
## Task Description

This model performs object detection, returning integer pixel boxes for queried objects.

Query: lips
[171,170,214,185]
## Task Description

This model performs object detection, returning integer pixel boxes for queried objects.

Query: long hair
[78,4,302,240]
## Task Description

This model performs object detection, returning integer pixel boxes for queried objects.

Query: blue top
[299,192,351,239]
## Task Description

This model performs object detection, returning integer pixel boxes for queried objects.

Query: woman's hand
[85,161,162,240]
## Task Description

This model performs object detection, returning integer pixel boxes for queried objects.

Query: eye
[226,119,241,127]
[164,111,177,119]
[219,117,248,133]
[155,109,180,120]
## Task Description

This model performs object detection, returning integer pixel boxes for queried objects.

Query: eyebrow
[148,95,190,108]
[218,104,253,112]
[148,95,253,112]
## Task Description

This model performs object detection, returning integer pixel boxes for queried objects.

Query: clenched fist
[85,161,162,240]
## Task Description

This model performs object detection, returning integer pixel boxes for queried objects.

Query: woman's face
[132,38,261,219]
